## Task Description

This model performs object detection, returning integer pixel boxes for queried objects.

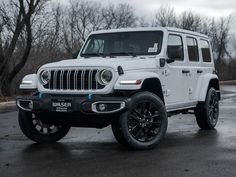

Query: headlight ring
[40,70,50,85]
[97,69,113,85]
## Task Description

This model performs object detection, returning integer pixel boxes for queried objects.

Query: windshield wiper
[82,53,106,58]
[82,52,137,58]
[108,52,137,57]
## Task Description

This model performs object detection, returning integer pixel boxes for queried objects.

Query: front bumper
[16,93,131,115]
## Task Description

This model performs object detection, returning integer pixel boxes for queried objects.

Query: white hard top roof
[90,27,208,39]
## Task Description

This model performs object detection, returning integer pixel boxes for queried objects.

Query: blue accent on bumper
[88,94,93,100]
[38,92,43,99]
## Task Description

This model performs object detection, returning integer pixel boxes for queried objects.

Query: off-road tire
[112,91,168,150]
[19,110,70,143]
[195,88,219,129]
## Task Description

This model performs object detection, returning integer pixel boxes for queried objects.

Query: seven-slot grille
[43,69,105,90]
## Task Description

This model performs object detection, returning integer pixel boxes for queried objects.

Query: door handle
[182,69,190,74]
[197,70,203,74]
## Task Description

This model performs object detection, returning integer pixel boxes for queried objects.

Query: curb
[0,101,17,113]
[220,80,236,85]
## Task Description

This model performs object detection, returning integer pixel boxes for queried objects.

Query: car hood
[40,57,160,71]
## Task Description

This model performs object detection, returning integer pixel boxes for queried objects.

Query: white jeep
[17,27,220,150]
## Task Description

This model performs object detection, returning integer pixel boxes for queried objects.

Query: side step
[167,109,195,117]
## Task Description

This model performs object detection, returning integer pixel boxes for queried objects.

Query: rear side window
[167,34,184,61]
[200,40,212,62]
[187,37,199,62]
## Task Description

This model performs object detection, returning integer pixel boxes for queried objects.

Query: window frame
[80,31,164,57]
[186,36,200,62]
[167,33,184,62]
[200,39,212,63]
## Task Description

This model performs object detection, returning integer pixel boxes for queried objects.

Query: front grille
[44,69,105,90]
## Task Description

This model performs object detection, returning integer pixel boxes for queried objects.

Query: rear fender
[198,73,220,102]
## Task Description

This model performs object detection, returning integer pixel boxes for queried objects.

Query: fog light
[28,101,33,109]
[98,103,106,111]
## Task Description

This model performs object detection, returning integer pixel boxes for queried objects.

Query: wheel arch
[198,74,220,102]
[114,72,165,104]
[208,79,220,100]
[140,78,165,104]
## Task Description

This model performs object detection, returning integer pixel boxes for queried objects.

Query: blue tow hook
[88,94,93,101]
[38,92,43,99]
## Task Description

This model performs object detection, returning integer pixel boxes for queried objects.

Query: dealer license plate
[52,99,72,112]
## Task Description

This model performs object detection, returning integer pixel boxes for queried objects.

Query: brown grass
[0,96,16,102]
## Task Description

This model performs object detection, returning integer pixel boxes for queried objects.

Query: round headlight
[40,70,50,85]
[98,69,113,85]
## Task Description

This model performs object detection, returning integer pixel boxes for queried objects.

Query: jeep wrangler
[17,27,220,150]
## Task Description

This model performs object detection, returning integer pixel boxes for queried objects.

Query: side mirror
[166,58,175,64]
[159,58,166,67]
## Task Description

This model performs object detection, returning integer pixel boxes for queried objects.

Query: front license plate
[52,99,72,112]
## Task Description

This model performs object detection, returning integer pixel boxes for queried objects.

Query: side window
[167,34,184,61]
[186,37,199,62]
[200,40,212,62]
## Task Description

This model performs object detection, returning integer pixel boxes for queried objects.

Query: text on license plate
[52,100,72,112]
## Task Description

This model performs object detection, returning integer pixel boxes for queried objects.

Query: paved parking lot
[0,86,236,177]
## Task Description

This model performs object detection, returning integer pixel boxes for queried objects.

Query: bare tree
[62,1,103,56]
[30,3,65,62]
[210,17,231,61]
[137,17,150,27]
[112,3,137,28]
[153,6,176,27]
[0,0,48,96]
[176,11,202,31]
[201,21,211,37]
[101,4,116,29]
[231,35,236,56]
[101,3,137,29]
[62,1,138,57]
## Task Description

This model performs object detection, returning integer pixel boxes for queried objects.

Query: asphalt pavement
[0,86,236,177]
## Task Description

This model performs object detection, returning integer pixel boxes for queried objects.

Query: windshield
[81,31,163,57]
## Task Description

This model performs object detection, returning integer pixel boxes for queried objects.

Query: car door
[199,38,214,74]
[184,36,201,101]
[160,33,188,107]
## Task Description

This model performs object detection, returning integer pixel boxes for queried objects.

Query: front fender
[19,74,37,89]
[198,73,219,102]
[114,71,160,90]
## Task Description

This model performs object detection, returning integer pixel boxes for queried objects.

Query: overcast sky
[98,0,235,17]
[96,0,236,32]
[58,0,236,32]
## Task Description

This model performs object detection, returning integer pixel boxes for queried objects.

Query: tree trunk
[0,0,41,96]
[0,69,12,96]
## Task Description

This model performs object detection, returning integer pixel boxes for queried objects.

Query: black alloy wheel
[128,101,162,142]
[112,92,168,150]
[195,88,219,129]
